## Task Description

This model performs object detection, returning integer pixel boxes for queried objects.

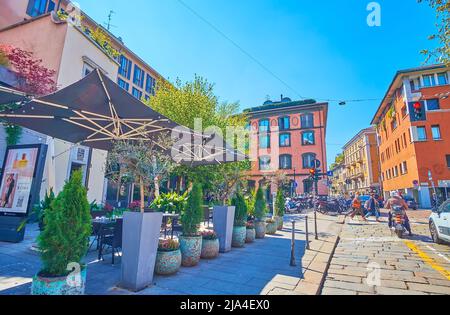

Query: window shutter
[410,126,418,142]
[26,0,36,16]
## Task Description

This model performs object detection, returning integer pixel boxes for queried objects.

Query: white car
[429,200,450,244]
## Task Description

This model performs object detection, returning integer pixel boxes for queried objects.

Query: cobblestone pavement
[322,210,450,295]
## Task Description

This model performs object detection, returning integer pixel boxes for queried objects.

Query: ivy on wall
[4,124,22,146]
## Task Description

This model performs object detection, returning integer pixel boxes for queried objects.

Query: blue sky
[76,0,437,166]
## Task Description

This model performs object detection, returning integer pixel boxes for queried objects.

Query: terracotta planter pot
[275,216,284,230]
[201,238,220,259]
[155,249,182,275]
[179,236,202,267]
[255,221,266,239]
[266,221,277,235]
[246,228,256,243]
[232,226,246,248]
[31,267,87,295]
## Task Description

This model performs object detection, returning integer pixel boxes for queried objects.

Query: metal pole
[305,215,310,250]
[290,220,296,266]
[314,209,318,240]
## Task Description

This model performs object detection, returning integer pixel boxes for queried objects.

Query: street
[322,209,450,295]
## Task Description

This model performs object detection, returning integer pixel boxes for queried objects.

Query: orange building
[372,65,450,208]
[245,96,328,201]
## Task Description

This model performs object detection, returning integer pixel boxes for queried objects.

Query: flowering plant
[158,239,180,252]
[103,203,113,212]
[246,221,255,230]
[201,230,218,240]
[128,201,141,212]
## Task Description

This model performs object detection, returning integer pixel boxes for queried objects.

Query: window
[132,88,142,100]
[417,126,427,141]
[145,74,156,95]
[401,105,408,118]
[409,79,419,92]
[431,125,441,140]
[279,155,292,170]
[437,72,448,85]
[279,133,291,147]
[118,55,132,79]
[401,161,408,175]
[259,135,270,149]
[422,74,436,87]
[118,78,129,92]
[278,117,290,131]
[426,99,440,111]
[259,156,271,171]
[82,63,94,77]
[301,114,314,129]
[391,118,398,131]
[447,155,450,168]
[133,65,145,88]
[394,166,399,178]
[259,119,270,133]
[302,153,316,169]
[27,0,49,17]
[302,131,315,145]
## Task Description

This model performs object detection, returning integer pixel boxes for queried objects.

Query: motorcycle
[391,206,407,238]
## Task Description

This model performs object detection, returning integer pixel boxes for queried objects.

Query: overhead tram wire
[176,0,394,106]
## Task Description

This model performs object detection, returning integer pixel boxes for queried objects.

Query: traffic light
[413,102,423,120]
[315,169,322,181]
[309,168,316,180]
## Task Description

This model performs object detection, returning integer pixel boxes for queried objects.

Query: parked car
[403,196,418,210]
[429,200,450,244]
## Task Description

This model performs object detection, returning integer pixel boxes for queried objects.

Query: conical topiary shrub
[231,191,248,247]
[254,187,267,239]
[275,190,285,230]
[32,170,91,295]
[180,183,203,266]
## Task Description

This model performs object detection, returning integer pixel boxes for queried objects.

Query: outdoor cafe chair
[98,219,123,265]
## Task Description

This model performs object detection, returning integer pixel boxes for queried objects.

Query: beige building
[342,127,381,195]
[330,162,346,196]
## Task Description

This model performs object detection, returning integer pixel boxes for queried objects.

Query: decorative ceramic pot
[179,236,202,267]
[31,267,87,295]
[246,228,256,243]
[275,216,284,231]
[232,226,246,248]
[255,221,266,239]
[155,249,182,275]
[201,238,220,259]
[266,221,277,235]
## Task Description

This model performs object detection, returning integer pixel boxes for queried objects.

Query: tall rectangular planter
[213,206,235,253]
[120,211,162,292]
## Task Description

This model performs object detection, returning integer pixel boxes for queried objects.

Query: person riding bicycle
[385,191,412,236]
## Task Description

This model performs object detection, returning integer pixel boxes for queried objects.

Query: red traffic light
[309,168,316,176]
[413,102,422,110]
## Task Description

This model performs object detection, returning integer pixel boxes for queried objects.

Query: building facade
[372,65,450,208]
[245,97,328,201]
[330,162,346,197]
[342,127,381,196]
[0,0,165,204]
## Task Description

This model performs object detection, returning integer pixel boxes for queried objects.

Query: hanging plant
[387,106,396,119]
[381,120,387,131]
[4,124,22,146]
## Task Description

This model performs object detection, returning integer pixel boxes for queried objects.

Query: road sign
[293,181,298,188]
[311,159,321,168]
[327,171,334,177]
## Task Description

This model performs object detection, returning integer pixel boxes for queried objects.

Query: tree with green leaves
[418,0,449,65]
[231,191,248,227]
[38,170,91,276]
[254,187,267,221]
[181,182,203,236]
[275,190,285,218]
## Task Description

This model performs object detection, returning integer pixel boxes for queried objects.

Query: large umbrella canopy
[0,85,29,105]
[0,69,245,166]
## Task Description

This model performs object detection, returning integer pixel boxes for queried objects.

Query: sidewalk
[321,216,450,295]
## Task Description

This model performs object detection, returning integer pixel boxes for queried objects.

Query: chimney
[281,94,283,101]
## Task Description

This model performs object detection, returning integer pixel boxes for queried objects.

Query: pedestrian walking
[364,192,381,222]
[348,192,368,222]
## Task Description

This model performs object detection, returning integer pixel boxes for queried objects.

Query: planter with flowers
[179,183,203,267]
[254,188,267,239]
[265,218,278,235]
[200,231,220,259]
[231,191,248,248]
[245,221,256,243]
[155,239,182,276]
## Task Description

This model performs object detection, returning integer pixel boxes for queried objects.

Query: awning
[0,85,30,105]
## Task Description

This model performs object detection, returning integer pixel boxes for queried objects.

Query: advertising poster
[0,147,39,215]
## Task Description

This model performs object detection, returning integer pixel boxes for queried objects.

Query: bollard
[314,209,318,240]
[305,215,310,250]
[290,220,296,266]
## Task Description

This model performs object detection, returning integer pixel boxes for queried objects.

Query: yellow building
[343,127,381,195]
[330,162,346,196]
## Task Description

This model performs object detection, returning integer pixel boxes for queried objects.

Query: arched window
[259,156,271,171]
[259,119,270,133]
[302,153,316,169]
[279,155,292,170]
[301,113,314,129]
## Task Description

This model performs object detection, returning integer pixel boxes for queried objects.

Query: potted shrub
[155,239,182,276]
[31,170,91,295]
[274,190,285,231]
[265,218,278,235]
[245,221,256,243]
[179,183,203,267]
[254,188,268,239]
[231,191,247,248]
[200,230,220,259]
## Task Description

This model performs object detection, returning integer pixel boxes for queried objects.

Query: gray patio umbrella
[0,69,245,166]
[0,85,30,105]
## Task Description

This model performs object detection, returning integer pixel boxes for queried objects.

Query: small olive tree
[106,136,174,213]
